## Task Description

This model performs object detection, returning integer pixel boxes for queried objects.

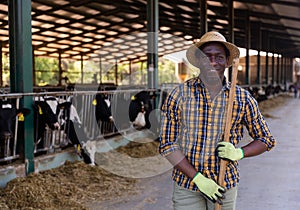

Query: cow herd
[0,96,94,164]
[94,86,161,137]
[0,86,164,165]
[245,84,285,102]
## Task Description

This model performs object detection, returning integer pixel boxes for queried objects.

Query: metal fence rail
[0,88,172,164]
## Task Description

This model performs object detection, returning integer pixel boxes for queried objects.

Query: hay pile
[93,139,170,179]
[0,139,161,209]
[258,94,291,118]
[116,140,159,158]
[0,161,137,210]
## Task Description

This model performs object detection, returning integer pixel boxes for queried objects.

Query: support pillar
[0,43,2,87]
[199,0,207,36]
[147,0,158,89]
[277,55,280,84]
[245,13,250,85]
[115,59,118,85]
[227,0,234,82]
[8,0,34,174]
[80,53,84,84]
[272,53,275,85]
[265,53,269,85]
[58,51,63,86]
[256,25,262,84]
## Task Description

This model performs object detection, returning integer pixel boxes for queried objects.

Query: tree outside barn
[1,53,186,88]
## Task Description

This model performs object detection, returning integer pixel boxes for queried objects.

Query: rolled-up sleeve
[159,88,182,156]
[244,94,276,151]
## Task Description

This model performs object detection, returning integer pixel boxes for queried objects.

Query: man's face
[196,42,229,85]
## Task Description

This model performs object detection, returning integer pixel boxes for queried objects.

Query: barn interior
[0,0,299,192]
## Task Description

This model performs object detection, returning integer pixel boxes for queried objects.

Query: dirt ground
[0,93,291,210]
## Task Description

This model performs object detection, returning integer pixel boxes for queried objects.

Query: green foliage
[35,57,59,86]
[1,53,10,86]
[158,58,177,84]
[35,57,59,70]
[1,54,181,87]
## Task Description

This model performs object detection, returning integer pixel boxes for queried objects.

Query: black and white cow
[94,93,113,123]
[128,90,168,140]
[54,99,93,164]
[34,97,92,164]
[246,86,268,103]
[33,98,61,147]
[0,99,30,159]
[273,85,285,95]
[129,91,154,129]
[94,84,117,135]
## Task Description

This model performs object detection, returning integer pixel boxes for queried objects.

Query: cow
[34,96,93,164]
[129,91,154,129]
[127,89,171,141]
[246,86,268,103]
[94,84,117,135]
[0,99,30,160]
[33,98,61,149]
[51,98,93,164]
[81,140,97,166]
[273,85,285,95]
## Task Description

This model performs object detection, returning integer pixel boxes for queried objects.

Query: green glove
[217,142,244,161]
[192,172,226,204]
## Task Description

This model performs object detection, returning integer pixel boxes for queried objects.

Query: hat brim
[186,41,240,68]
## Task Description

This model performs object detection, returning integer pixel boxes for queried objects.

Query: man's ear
[226,57,230,67]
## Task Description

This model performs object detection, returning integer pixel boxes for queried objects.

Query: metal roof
[0,0,299,63]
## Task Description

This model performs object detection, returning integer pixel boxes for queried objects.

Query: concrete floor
[89,95,300,210]
[236,97,300,210]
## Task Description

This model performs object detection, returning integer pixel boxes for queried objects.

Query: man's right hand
[192,172,226,204]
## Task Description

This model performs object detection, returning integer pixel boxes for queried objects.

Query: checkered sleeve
[244,93,276,151]
[159,88,182,156]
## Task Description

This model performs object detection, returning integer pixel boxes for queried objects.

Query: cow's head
[129,91,154,129]
[0,100,30,140]
[56,101,72,122]
[33,101,60,130]
[131,91,154,111]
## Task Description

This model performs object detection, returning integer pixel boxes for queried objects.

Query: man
[159,31,276,210]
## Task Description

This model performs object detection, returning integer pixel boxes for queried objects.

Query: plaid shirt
[159,77,276,190]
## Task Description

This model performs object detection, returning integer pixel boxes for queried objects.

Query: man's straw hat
[186,31,240,68]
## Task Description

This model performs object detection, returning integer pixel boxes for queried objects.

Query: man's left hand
[217,142,244,161]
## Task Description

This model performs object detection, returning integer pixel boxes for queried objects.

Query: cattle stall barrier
[0,87,175,164]
[0,87,177,187]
